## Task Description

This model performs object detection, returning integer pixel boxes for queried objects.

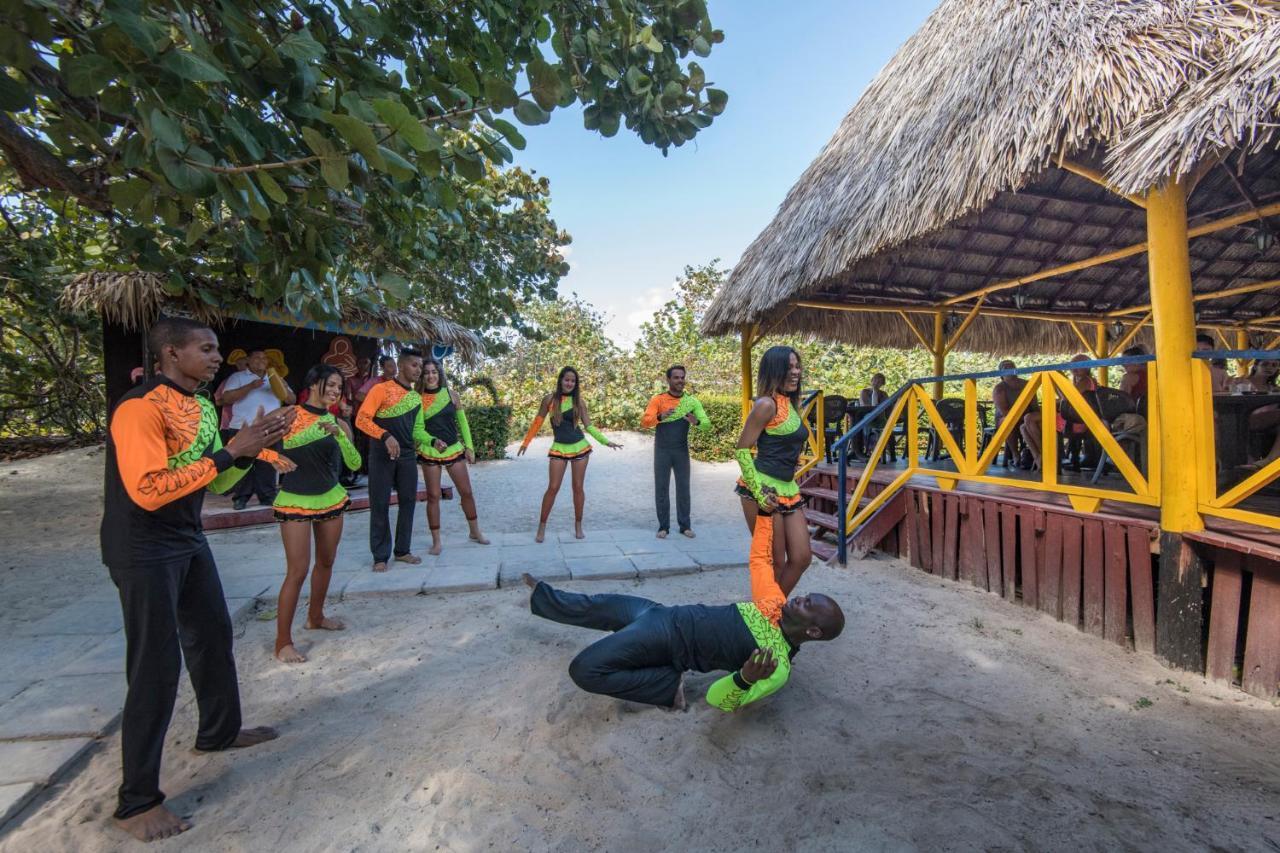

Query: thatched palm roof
[703,0,1280,356]
[61,271,485,366]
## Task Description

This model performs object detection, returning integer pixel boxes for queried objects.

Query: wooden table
[1212,393,1280,469]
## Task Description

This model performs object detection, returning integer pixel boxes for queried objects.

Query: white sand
[2,439,1280,850]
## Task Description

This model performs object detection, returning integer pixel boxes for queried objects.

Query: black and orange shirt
[276,405,361,506]
[355,380,426,451]
[640,392,710,450]
[102,376,247,567]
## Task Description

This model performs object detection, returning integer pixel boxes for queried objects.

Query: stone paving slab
[559,541,624,559]
[630,552,701,577]
[0,681,27,705]
[422,564,498,594]
[0,783,38,827]
[219,574,277,601]
[613,538,684,555]
[0,738,94,786]
[566,555,637,581]
[341,567,431,598]
[498,559,570,588]
[0,636,98,685]
[0,674,124,740]
[684,549,747,570]
[423,546,500,569]
[55,632,126,677]
[13,598,123,637]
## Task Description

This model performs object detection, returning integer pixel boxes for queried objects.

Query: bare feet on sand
[193,725,279,754]
[304,616,346,631]
[521,572,540,590]
[275,644,306,664]
[372,561,388,573]
[115,804,191,842]
[395,553,422,565]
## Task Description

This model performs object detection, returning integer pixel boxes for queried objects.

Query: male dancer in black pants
[640,365,710,539]
[355,349,426,572]
[102,317,292,841]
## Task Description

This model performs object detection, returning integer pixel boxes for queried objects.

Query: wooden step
[810,538,838,562]
[847,490,908,561]
[804,508,839,532]
[801,485,839,502]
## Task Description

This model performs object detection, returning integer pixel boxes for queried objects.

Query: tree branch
[0,114,111,211]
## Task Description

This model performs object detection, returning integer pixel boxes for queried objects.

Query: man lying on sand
[524,512,844,711]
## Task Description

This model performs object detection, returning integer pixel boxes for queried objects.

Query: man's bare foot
[668,674,687,712]
[535,525,546,544]
[394,553,422,565]
[656,530,668,539]
[428,540,443,556]
[681,529,696,539]
[115,804,190,842]
[275,644,306,664]
[304,616,346,631]
[521,572,541,590]
[372,561,388,573]
[193,726,279,753]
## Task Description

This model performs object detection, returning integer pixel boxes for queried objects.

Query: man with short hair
[103,317,291,842]
[524,512,844,711]
[356,349,427,571]
[216,348,295,509]
[1196,333,1230,394]
[640,365,709,539]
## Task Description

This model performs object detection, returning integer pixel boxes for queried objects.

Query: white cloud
[604,281,680,348]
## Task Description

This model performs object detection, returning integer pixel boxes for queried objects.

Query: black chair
[925,398,968,461]
[821,395,849,463]
[1089,387,1142,485]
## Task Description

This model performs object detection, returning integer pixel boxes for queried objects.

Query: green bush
[467,405,512,461]
[687,394,741,462]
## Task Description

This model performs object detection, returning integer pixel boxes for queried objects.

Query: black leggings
[531,582,682,708]
[108,544,241,819]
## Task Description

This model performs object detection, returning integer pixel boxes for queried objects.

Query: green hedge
[687,394,741,462]
[467,405,511,461]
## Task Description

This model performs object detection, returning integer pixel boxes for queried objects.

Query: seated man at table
[1195,334,1230,394]
[859,373,888,406]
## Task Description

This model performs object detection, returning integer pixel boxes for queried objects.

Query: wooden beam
[1109,312,1152,356]
[940,201,1280,307]
[1108,278,1280,317]
[1067,321,1093,353]
[898,311,931,350]
[1059,159,1147,208]
[945,297,985,351]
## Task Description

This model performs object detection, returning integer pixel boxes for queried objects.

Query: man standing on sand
[103,317,294,841]
[216,348,296,510]
[640,366,709,539]
[524,511,845,711]
[356,349,427,572]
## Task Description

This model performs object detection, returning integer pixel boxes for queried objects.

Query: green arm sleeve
[736,448,766,504]
[412,406,437,454]
[705,666,789,712]
[336,425,362,471]
[586,424,610,445]
[457,410,474,451]
[692,398,711,431]
[208,430,249,494]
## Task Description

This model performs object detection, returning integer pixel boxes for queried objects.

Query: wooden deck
[802,461,1280,699]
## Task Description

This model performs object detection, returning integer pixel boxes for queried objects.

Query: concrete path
[0,518,750,830]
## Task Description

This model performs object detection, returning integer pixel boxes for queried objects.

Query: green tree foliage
[0,0,726,330]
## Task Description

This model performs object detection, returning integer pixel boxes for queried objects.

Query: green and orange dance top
[273,404,361,521]
[520,396,611,459]
[355,378,430,457]
[735,393,809,513]
[415,387,474,465]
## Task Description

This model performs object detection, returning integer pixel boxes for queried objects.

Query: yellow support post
[1147,180,1205,672]
[739,324,755,422]
[1095,322,1109,387]
[932,310,945,400]
[1236,328,1250,378]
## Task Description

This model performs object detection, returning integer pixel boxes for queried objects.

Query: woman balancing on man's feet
[415,357,489,555]
[272,364,362,664]
[735,346,813,594]
[517,366,622,542]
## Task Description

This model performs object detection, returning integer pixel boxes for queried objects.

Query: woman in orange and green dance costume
[415,357,489,556]
[735,346,812,595]
[517,366,622,542]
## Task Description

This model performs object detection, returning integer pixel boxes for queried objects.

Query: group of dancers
[99,315,845,842]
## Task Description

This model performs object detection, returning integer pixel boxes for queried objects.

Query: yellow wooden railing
[796,390,825,480]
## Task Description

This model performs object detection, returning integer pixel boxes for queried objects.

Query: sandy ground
[2,436,1280,850]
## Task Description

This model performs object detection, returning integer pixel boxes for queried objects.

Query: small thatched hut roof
[703,0,1280,356]
[61,271,485,366]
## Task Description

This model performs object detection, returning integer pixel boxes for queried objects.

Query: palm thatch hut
[703,0,1280,367]
[62,271,484,406]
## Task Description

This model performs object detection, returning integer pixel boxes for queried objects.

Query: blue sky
[513,0,939,345]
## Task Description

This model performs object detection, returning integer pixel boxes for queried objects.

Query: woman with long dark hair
[415,357,489,555]
[735,346,812,595]
[272,364,361,664]
[517,366,622,542]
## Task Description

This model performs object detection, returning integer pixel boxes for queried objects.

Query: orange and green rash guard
[101,376,249,567]
[704,512,796,712]
[355,379,428,452]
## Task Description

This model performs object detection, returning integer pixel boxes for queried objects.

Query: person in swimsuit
[272,364,362,664]
[735,346,813,595]
[415,356,489,555]
[517,366,622,543]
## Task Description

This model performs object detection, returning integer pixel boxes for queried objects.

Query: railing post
[1147,179,1205,673]
[739,324,754,422]
[837,441,848,566]
[1095,321,1109,387]
[932,310,946,400]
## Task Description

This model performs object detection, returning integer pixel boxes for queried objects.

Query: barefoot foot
[521,572,541,590]
[275,644,307,664]
[681,529,696,539]
[656,530,668,539]
[668,674,687,712]
[469,531,491,545]
[535,526,546,544]
[115,804,191,842]
[193,725,278,753]
[394,553,422,565]
[372,561,388,573]
[574,523,585,540]
[304,616,346,631]
[428,540,443,556]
